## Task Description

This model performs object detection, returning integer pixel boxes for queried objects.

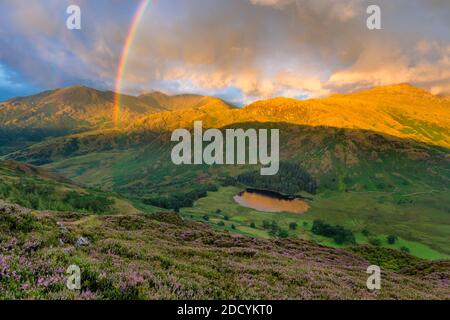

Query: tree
[400,246,410,253]
[250,222,256,229]
[312,220,356,245]
[262,220,271,229]
[278,229,289,238]
[289,222,298,230]
[369,238,382,246]
[270,221,278,231]
[236,161,317,194]
[387,234,398,245]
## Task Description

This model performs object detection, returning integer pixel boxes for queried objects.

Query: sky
[0,0,449,104]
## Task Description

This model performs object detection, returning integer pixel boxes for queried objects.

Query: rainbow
[113,0,150,127]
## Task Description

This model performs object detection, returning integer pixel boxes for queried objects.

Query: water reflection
[234,189,309,214]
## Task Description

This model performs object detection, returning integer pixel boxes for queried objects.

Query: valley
[2,0,449,301]
[0,83,449,263]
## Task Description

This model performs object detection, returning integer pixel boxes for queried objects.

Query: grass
[307,191,450,257]
[11,124,449,261]
[0,160,140,215]
[181,187,450,260]
[1,200,448,300]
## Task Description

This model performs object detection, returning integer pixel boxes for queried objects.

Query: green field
[8,123,448,261]
[181,186,449,260]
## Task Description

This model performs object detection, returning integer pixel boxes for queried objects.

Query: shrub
[250,222,256,229]
[387,234,398,245]
[278,229,289,238]
[143,184,217,211]
[0,212,38,233]
[64,192,114,213]
[369,238,382,246]
[311,220,356,245]
[289,222,298,230]
[262,220,271,229]
[400,246,410,253]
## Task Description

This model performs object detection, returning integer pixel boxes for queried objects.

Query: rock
[75,236,90,247]
[57,221,68,233]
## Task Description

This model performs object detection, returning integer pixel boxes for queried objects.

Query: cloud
[327,40,450,95]
[0,0,450,102]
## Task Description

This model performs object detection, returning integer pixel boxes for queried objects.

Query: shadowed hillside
[0,160,138,214]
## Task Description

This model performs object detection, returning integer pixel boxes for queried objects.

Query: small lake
[233,189,310,214]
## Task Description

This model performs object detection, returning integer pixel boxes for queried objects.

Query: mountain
[138,91,235,111]
[0,86,157,130]
[132,83,450,148]
[0,86,236,131]
[0,199,448,299]
[243,84,450,148]
[0,86,235,155]
[2,83,447,147]
[2,83,449,258]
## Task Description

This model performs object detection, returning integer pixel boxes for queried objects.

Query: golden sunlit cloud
[1,0,449,103]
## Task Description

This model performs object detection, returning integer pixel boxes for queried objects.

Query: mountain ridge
[2,84,449,259]
[1,83,449,149]
[0,86,236,130]
[130,83,450,148]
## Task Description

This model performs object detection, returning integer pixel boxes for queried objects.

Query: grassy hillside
[0,160,138,215]
[11,123,448,257]
[2,84,449,260]
[182,186,449,260]
[138,91,236,111]
[0,87,235,155]
[0,86,236,132]
[0,200,448,299]
[0,86,155,130]
[132,84,450,148]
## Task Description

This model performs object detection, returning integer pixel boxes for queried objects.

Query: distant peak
[354,83,432,96]
[138,90,168,98]
[56,85,100,94]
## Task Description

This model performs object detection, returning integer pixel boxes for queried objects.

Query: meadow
[181,186,449,260]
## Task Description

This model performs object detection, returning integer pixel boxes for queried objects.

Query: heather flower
[5,237,18,250]
[0,255,11,277]
[20,283,30,291]
[80,290,96,300]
